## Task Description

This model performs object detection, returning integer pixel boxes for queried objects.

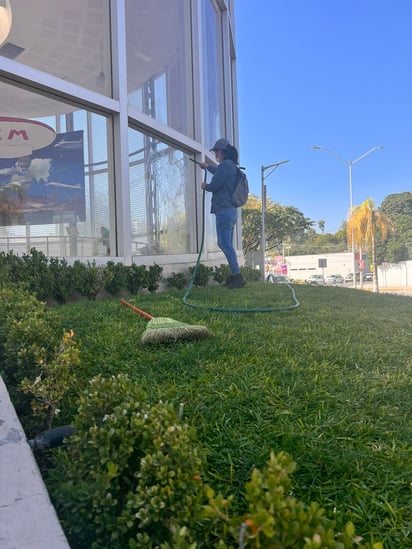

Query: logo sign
[0,116,56,158]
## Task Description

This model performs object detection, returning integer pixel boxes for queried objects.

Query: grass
[52,282,412,547]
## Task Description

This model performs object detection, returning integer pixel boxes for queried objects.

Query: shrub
[189,263,212,286]
[0,286,64,432]
[0,286,53,388]
[165,271,188,290]
[0,250,25,287]
[21,248,53,301]
[20,329,79,430]
[126,264,148,294]
[48,257,74,304]
[212,264,231,284]
[202,451,381,548]
[241,265,260,282]
[102,261,127,296]
[48,374,205,549]
[72,260,104,300]
[146,264,163,293]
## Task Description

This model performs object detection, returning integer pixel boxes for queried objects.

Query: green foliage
[212,264,231,284]
[189,263,213,286]
[126,264,148,294]
[20,329,79,430]
[166,271,189,290]
[0,251,168,301]
[43,286,410,546]
[379,192,412,262]
[240,265,261,282]
[0,286,64,432]
[203,451,381,548]
[0,250,26,287]
[146,264,163,293]
[241,201,313,255]
[102,261,127,295]
[0,288,54,386]
[21,248,53,301]
[47,372,377,548]
[72,260,104,300]
[49,374,205,549]
[0,286,47,377]
[48,256,74,304]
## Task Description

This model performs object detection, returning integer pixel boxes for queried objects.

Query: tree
[318,219,325,233]
[241,194,313,255]
[347,198,395,293]
[378,192,412,262]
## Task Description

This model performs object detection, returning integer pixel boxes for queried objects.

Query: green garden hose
[183,183,300,313]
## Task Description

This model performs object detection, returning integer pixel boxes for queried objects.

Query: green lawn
[53,282,412,548]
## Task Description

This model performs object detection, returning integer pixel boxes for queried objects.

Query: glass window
[128,127,197,256]
[0,81,113,257]
[202,0,224,148]
[125,0,194,137]
[0,0,112,96]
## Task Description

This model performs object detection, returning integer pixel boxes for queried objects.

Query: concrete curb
[0,376,70,549]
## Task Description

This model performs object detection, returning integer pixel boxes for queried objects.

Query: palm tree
[347,198,395,293]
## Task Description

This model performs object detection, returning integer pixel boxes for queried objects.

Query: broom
[121,299,211,344]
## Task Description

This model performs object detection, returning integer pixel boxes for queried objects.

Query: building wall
[279,252,411,289]
[284,252,358,281]
[378,261,412,289]
[0,0,241,271]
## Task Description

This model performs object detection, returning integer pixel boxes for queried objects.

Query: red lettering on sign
[7,129,29,141]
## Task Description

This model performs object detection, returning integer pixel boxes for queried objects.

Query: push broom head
[121,300,211,345]
[141,316,210,345]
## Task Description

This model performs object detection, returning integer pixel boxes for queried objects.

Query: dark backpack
[231,167,249,207]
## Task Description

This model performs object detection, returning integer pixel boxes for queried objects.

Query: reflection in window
[126,0,194,137]
[0,0,112,96]
[128,128,196,256]
[0,82,112,257]
[202,1,224,148]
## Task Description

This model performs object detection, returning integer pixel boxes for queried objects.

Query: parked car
[325,274,344,285]
[344,272,361,283]
[306,274,325,285]
[363,272,373,281]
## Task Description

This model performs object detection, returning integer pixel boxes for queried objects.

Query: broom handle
[121,299,153,320]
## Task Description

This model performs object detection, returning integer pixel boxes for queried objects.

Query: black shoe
[228,273,246,289]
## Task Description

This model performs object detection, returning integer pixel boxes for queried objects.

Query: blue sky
[234,1,412,233]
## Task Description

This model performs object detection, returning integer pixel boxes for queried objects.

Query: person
[66,220,79,256]
[199,138,246,289]
[100,226,110,255]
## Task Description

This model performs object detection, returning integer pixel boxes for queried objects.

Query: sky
[234,1,412,234]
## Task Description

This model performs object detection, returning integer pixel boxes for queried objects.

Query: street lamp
[312,145,383,288]
[260,160,289,281]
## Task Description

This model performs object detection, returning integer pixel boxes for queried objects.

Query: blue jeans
[215,208,240,274]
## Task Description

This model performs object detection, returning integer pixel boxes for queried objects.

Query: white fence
[378,260,412,289]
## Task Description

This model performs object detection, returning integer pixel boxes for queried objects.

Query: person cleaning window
[199,138,246,289]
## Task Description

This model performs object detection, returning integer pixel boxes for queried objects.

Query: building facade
[0,0,241,273]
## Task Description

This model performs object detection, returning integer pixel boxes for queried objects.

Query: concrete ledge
[0,376,70,549]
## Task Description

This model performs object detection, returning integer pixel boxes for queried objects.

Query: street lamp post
[260,160,290,281]
[312,145,383,288]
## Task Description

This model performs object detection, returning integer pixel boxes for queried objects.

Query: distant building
[286,252,357,280]
[0,1,241,274]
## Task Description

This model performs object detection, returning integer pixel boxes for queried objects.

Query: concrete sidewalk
[0,376,70,549]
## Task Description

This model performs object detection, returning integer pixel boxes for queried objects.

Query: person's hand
[201,182,207,190]
[199,162,208,169]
